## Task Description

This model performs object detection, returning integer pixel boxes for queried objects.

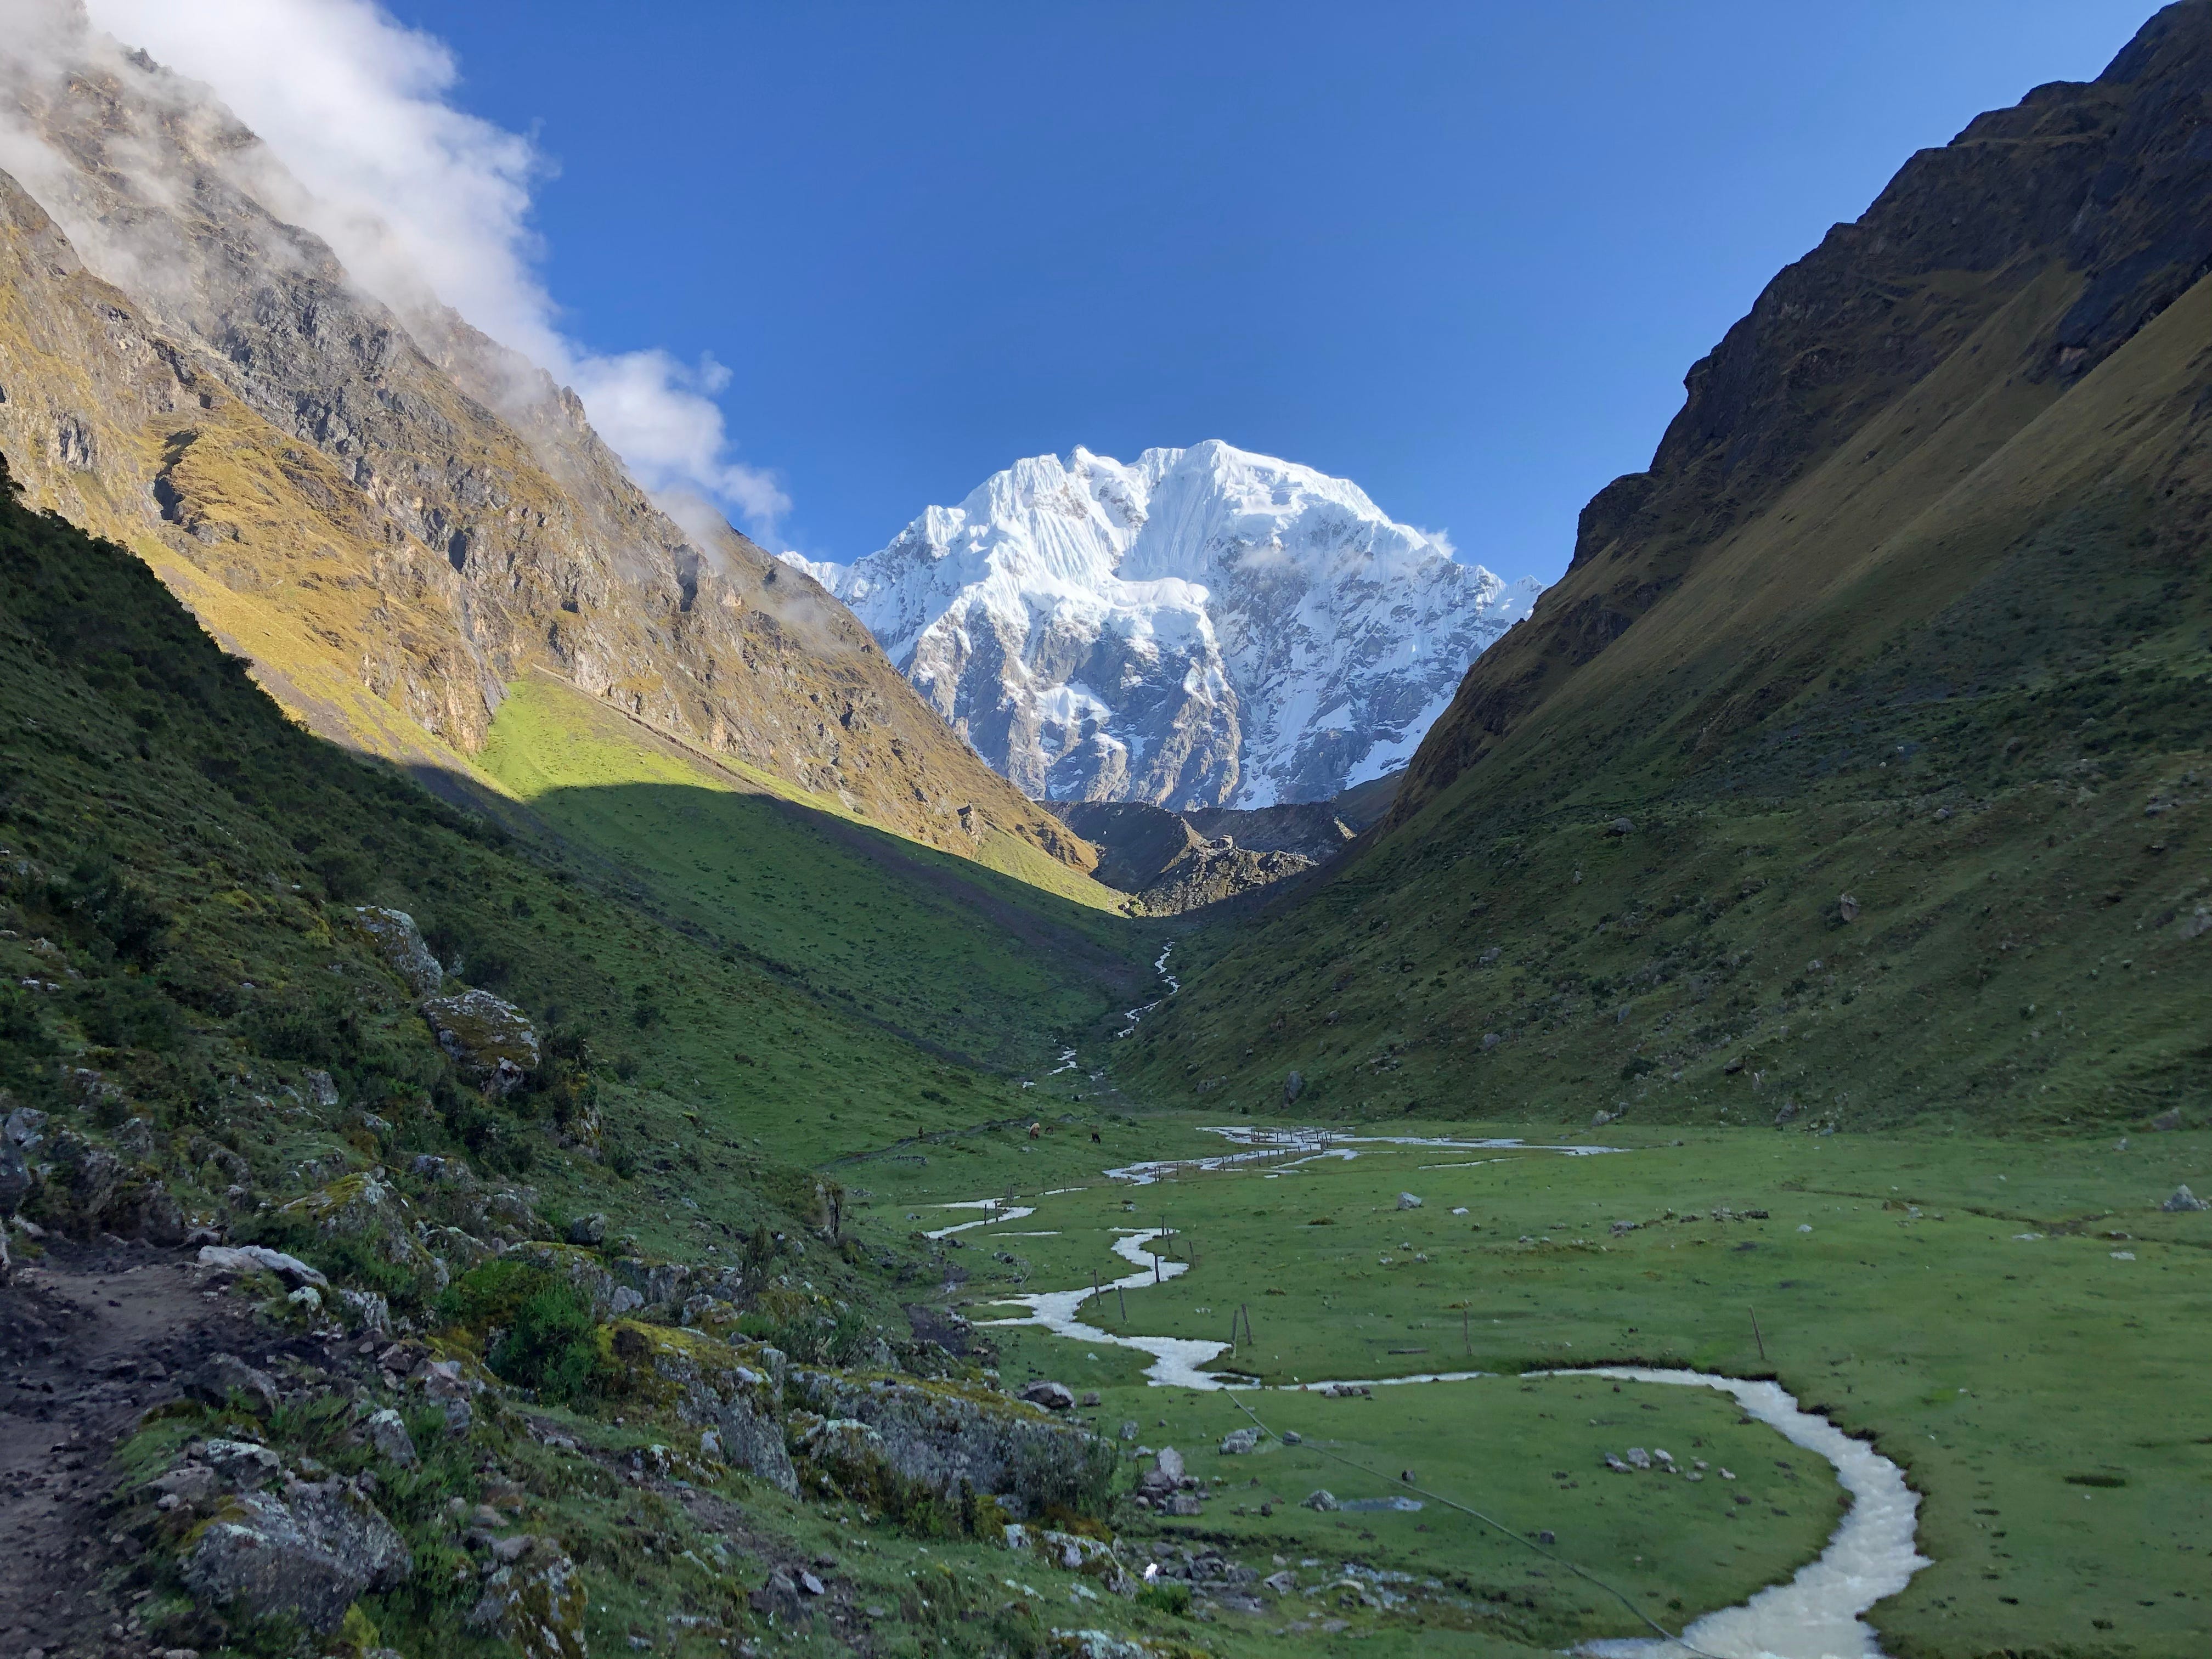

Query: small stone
[797,1570,826,1596]
[1080,1390,1101,1407]
[1120,1420,1139,1440]
[1281,1430,1302,1444]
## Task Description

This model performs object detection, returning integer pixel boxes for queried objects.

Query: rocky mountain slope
[0,3,1092,879]
[788,442,1538,809]
[0,452,1173,1657]
[1122,2,2212,1130]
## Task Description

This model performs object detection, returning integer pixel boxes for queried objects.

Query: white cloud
[81,0,787,538]
[1413,525,1459,561]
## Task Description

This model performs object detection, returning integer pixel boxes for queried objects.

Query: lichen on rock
[420,988,540,1094]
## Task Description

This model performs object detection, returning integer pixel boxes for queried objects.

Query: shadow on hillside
[403,765,1167,1071]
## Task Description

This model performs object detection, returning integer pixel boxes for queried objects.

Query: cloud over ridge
[81,0,788,536]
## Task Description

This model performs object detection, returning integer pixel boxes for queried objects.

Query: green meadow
[844,1114,2212,1656]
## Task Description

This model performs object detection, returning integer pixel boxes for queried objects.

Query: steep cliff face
[1392,1,2212,825]
[0,6,1092,875]
[1121,3,2212,1130]
[795,443,1536,810]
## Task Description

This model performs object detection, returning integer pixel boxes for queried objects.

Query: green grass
[868,1113,2212,1656]
[474,675,1154,1075]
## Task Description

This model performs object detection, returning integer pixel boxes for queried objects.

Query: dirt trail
[0,1239,252,1659]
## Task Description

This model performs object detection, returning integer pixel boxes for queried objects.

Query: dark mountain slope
[1121,4,2212,1131]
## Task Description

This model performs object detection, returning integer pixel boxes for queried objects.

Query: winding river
[966,1131,1929,1659]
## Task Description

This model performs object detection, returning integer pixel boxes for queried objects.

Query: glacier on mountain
[784,441,1539,809]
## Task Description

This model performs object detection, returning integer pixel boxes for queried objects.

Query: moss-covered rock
[597,1321,797,1494]
[464,1538,588,1659]
[279,1171,439,1296]
[349,906,444,996]
[788,1370,1112,1519]
[182,1479,411,1633]
[420,988,538,1094]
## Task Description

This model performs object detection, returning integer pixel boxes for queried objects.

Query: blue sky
[376,0,2154,581]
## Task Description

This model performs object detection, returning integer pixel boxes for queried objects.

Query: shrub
[488,1280,605,1405]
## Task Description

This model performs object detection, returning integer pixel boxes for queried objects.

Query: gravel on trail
[0,1237,261,1659]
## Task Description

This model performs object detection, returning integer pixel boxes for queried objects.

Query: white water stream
[966,1129,1929,1658]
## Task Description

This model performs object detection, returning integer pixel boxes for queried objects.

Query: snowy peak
[787,442,1539,809]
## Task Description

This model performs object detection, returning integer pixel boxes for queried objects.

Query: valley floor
[849,1111,2210,1657]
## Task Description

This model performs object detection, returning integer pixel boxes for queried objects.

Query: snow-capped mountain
[784,442,1539,809]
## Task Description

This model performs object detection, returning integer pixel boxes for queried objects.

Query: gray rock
[336,1288,391,1336]
[1119,1420,1139,1440]
[2149,1108,2185,1131]
[1019,1379,1075,1410]
[421,989,540,1095]
[1154,1446,1186,1483]
[1264,1568,1296,1594]
[363,1408,417,1466]
[1283,1070,1304,1107]
[351,907,444,995]
[115,1116,156,1164]
[2160,1184,2209,1212]
[1218,1427,1261,1455]
[466,1542,588,1651]
[791,1370,1103,1509]
[749,1568,809,1625]
[201,1438,284,1488]
[1607,817,1634,836]
[183,1480,411,1633]
[197,1242,329,1290]
[1625,1447,1652,1470]
[715,1391,799,1497]
[303,1070,340,1109]
[565,1211,607,1247]
[1079,1389,1102,1407]
[1396,1192,1423,1210]
[188,1354,280,1414]
[1837,892,1860,922]
[1164,1492,1204,1516]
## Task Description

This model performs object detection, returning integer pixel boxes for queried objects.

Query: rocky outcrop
[1132,843,1315,917]
[278,1172,440,1292]
[464,1539,589,1659]
[350,907,444,995]
[420,990,540,1094]
[787,1370,1110,1516]
[182,1479,411,1633]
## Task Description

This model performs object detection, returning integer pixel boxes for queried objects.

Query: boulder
[1283,1070,1304,1107]
[1154,1446,1186,1483]
[183,1479,411,1633]
[1218,1427,1261,1455]
[749,1568,810,1626]
[788,1369,1107,1512]
[465,1539,588,1659]
[363,1408,417,1466]
[1396,1192,1423,1210]
[196,1243,328,1289]
[1300,1489,1339,1511]
[187,1353,280,1414]
[279,1172,439,1291]
[201,1438,284,1489]
[351,907,444,995]
[565,1211,607,1247]
[1020,1379,1076,1410]
[2149,1107,2185,1131]
[2161,1184,2209,1212]
[421,989,539,1094]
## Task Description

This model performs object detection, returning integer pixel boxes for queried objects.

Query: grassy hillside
[473,675,1152,1073]
[1121,25,2212,1133]
[0,447,1108,1269]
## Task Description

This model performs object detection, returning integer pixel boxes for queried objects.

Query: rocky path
[0,1239,252,1659]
